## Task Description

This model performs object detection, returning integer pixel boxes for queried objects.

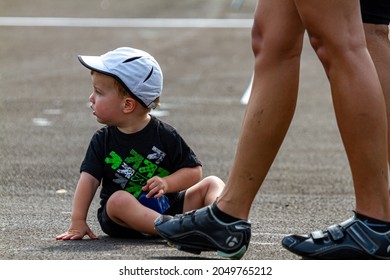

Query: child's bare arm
[142,166,202,198]
[56,172,100,240]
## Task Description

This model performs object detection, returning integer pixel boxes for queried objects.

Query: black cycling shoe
[282,214,390,259]
[154,205,251,259]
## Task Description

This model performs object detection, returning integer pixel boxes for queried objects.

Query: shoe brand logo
[363,220,387,228]
[226,236,238,248]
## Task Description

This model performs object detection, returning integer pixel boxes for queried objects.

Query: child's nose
[89,92,94,102]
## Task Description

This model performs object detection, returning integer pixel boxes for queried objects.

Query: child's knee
[107,190,136,212]
[203,176,225,191]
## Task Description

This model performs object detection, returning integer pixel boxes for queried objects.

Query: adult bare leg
[295,0,389,221]
[364,23,390,165]
[216,0,305,220]
[281,0,390,260]
[155,0,305,259]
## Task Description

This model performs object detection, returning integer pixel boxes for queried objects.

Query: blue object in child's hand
[138,192,170,214]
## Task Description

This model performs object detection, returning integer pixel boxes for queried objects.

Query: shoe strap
[327,224,344,241]
[329,216,380,255]
[309,224,345,241]
[346,222,379,255]
[310,218,379,255]
[310,230,325,240]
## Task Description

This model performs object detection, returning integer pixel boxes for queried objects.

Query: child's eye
[94,88,103,95]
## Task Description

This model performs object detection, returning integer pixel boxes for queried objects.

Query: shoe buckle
[310,230,325,240]
[327,224,344,241]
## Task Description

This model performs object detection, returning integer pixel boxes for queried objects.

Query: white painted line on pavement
[0,17,253,28]
[0,16,253,103]
[32,117,52,127]
[251,242,277,245]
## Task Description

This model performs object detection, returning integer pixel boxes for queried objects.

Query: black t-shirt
[80,115,201,210]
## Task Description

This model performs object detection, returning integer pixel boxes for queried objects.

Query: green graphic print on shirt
[104,146,170,198]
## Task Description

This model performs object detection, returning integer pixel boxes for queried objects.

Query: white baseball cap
[78,47,163,109]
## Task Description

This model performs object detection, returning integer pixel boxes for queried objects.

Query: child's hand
[142,176,168,198]
[56,220,98,240]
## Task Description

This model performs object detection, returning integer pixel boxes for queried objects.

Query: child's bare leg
[106,190,159,235]
[183,176,224,212]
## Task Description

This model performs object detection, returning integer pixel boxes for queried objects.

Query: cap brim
[78,55,110,74]
[78,54,149,108]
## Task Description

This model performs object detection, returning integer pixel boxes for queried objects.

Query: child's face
[89,72,126,125]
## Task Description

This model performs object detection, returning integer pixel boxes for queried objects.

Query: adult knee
[308,30,367,73]
[308,35,330,66]
[251,21,303,62]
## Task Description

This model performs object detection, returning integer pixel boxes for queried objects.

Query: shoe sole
[168,242,247,260]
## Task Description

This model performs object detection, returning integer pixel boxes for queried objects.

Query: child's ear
[123,98,137,113]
